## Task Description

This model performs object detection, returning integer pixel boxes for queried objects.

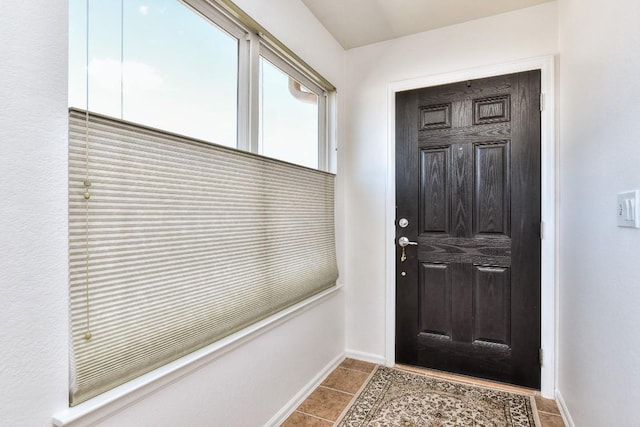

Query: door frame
[384,55,556,398]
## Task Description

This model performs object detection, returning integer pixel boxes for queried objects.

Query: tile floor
[281,358,565,427]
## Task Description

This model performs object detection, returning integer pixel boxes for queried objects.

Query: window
[69,0,334,169]
[68,0,337,406]
[259,55,323,169]
[69,0,240,147]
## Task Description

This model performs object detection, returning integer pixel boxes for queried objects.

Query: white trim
[265,352,345,427]
[555,389,576,427]
[344,349,386,366]
[52,285,343,427]
[384,55,557,397]
[181,0,248,39]
[247,31,261,154]
[326,91,338,174]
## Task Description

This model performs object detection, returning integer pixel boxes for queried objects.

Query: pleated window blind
[68,109,338,405]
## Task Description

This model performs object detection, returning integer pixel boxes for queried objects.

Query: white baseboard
[344,349,386,365]
[265,352,345,427]
[555,389,576,427]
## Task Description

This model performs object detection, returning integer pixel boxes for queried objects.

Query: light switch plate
[617,190,640,228]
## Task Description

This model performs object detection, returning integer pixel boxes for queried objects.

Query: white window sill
[52,284,342,427]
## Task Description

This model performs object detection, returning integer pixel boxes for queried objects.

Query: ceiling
[300,0,554,49]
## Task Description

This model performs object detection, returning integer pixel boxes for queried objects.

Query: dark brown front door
[395,71,541,389]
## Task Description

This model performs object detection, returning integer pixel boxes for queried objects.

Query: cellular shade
[68,109,338,404]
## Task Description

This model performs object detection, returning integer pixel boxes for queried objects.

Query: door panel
[473,265,511,346]
[473,142,510,236]
[420,147,450,234]
[451,143,472,237]
[418,262,451,338]
[395,71,541,389]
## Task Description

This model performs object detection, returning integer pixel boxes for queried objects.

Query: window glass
[69,0,238,148]
[259,57,319,169]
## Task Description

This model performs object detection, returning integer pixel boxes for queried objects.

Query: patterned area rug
[335,366,540,427]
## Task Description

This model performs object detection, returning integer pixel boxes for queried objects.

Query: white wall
[0,1,70,426]
[557,0,640,425]
[0,1,346,426]
[343,2,558,360]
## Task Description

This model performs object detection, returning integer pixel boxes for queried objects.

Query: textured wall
[558,0,640,425]
[0,1,70,426]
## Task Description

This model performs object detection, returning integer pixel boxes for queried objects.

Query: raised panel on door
[418,262,452,339]
[473,141,511,236]
[473,265,511,346]
[473,95,511,125]
[419,103,451,130]
[420,147,450,234]
[451,143,473,238]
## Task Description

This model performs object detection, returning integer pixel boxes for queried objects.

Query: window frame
[258,46,328,170]
[182,0,333,171]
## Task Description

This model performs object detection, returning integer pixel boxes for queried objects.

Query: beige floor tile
[535,395,561,415]
[321,367,370,394]
[339,358,377,373]
[280,411,333,427]
[297,386,354,422]
[539,412,565,427]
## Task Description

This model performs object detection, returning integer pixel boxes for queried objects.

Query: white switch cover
[617,190,640,228]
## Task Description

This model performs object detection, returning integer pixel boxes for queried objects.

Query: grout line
[294,410,337,424]
[538,410,563,416]
[315,385,355,396]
